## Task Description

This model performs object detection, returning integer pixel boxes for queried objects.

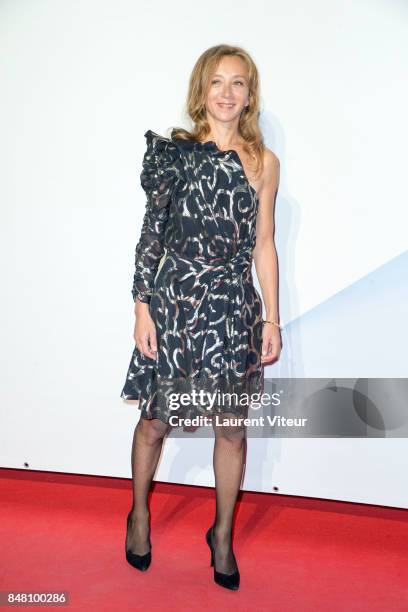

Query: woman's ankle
[213,523,232,541]
[130,507,150,520]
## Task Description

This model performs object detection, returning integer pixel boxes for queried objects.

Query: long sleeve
[132,130,182,304]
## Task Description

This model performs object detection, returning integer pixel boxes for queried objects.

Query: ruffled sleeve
[131,130,182,304]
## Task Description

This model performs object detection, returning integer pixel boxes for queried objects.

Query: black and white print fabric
[121,130,264,424]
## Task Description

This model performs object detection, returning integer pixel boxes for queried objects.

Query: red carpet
[1,468,407,611]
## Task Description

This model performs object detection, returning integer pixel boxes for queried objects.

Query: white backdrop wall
[1,0,407,508]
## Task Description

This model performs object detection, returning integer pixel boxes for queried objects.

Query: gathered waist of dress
[164,245,253,266]
[162,245,254,287]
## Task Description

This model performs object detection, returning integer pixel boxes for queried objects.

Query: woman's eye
[211,79,245,86]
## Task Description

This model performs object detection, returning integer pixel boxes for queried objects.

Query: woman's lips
[217,103,235,108]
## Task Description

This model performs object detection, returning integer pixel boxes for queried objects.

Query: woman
[121,44,281,590]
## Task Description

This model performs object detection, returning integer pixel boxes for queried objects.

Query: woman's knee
[137,417,170,444]
[213,412,246,445]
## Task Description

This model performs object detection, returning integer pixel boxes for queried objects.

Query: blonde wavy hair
[169,44,264,178]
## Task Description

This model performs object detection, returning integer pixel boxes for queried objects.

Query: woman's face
[205,55,250,125]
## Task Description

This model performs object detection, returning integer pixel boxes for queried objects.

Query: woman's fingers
[261,328,282,364]
[136,325,157,360]
[145,325,158,359]
[261,343,274,363]
[136,334,156,359]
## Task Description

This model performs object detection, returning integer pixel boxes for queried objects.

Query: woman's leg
[212,413,246,574]
[126,416,170,555]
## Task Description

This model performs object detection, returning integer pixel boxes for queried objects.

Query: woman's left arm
[252,149,282,364]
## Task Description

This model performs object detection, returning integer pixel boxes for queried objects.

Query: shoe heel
[205,526,214,566]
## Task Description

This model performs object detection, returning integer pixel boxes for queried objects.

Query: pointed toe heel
[125,512,152,572]
[205,525,240,590]
[125,548,152,572]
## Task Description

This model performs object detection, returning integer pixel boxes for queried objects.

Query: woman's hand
[134,300,158,360]
[261,323,282,364]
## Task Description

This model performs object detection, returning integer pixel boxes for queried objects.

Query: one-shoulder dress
[120,129,264,424]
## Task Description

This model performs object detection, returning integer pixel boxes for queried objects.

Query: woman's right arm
[131,130,181,359]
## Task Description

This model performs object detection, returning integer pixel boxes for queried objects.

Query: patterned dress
[120,129,264,424]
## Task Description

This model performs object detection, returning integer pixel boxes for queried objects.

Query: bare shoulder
[263,146,280,175]
[259,146,280,194]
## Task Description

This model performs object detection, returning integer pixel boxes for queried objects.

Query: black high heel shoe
[125,511,152,572]
[205,525,240,590]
